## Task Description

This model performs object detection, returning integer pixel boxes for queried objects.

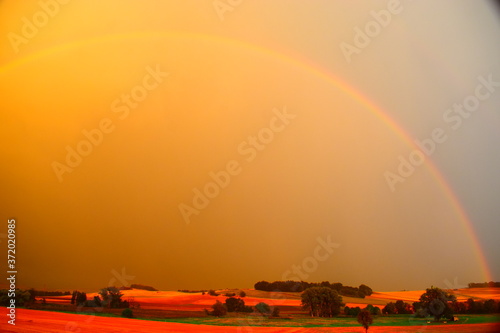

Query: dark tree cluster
[178,289,207,293]
[70,290,104,308]
[254,280,372,298]
[225,297,253,313]
[129,284,158,291]
[205,300,227,317]
[444,298,500,315]
[414,287,456,321]
[71,291,88,306]
[382,300,413,315]
[346,304,381,317]
[208,289,219,296]
[301,287,344,317]
[28,289,70,297]
[0,289,31,306]
[99,287,129,308]
[468,281,500,288]
[205,296,253,317]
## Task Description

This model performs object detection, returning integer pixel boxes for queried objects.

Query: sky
[0,0,499,292]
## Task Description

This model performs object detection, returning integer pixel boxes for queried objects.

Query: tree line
[70,287,130,308]
[468,281,500,288]
[254,280,373,298]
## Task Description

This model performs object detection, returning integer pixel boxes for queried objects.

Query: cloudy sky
[1,0,499,292]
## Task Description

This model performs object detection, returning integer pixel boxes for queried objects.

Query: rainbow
[0,31,493,282]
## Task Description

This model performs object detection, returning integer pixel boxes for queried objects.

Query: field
[1,288,499,332]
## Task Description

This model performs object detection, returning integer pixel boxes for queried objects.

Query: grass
[20,304,500,328]
[156,314,500,327]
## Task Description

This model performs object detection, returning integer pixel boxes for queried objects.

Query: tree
[210,300,227,317]
[331,283,343,293]
[76,292,87,306]
[225,297,245,312]
[301,287,344,317]
[359,284,373,296]
[92,295,102,307]
[419,287,456,321]
[357,310,373,333]
[395,300,407,314]
[484,299,496,313]
[208,289,219,296]
[239,290,246,298]
[363,304,381,316]
[254,281,271,291]
[28,288,36,304]
[256,302,271,315]
[271,307,280,317]
[121,308,133,318]
[0,289,31,306]
[382,302,397,315]
[347,306,361,316]
[99,287,125,308]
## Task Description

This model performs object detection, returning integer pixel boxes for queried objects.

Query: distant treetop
[129,284,158,291]
[468,281,500,288]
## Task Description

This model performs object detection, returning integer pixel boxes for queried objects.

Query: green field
[35,309,498,329]
[156,314,500,327]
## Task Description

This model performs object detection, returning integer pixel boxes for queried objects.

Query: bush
[99,287,127,308]
[210,300,227,317]
[256,302,271,315]
[121,308,133,318]
[271,307,280,317]
[242,305,254,313]
[208,290,219,296]
[130,284,158,291]
[239,290,246,298]
[347,306,361,317]
[225,297,245,312]
[76,292,87,306]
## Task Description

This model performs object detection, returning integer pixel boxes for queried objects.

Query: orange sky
[1,0,499,292]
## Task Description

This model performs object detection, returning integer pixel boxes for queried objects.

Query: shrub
[225,297,244,312]
[130,284,158,291]
[210,300,227,317]
[242,305,254,313]
[256,302,271,315]
[99,287,127,308]
[121,308,133,318]
[208,290,219,296]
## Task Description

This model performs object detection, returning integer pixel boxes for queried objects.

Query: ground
[0,287,499,332]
